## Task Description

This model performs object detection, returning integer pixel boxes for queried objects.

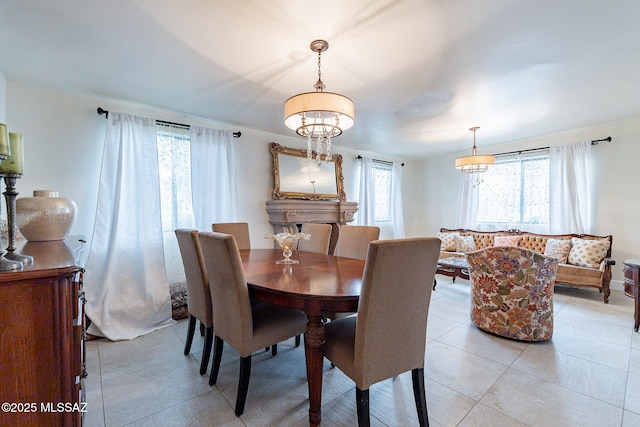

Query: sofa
[437,228,615,303]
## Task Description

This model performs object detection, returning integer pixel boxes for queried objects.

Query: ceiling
[1,0,639,159]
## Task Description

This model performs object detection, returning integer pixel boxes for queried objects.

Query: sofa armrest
[599,257,616,272]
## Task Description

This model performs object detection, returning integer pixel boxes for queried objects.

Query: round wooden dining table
[240,249,365,427]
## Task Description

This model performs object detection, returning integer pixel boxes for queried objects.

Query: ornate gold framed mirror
[270,142,346,201]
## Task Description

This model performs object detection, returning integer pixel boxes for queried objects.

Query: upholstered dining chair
[333,225,380,260]
[197,231,308,416]
[466,246,559,342]
[324,237,441,427]
[212,222,251,250]
[175,229,213,375]
[298,223,332,254]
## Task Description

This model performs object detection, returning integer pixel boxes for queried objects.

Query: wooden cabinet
[0,237,86,426]
[624,259,640,332]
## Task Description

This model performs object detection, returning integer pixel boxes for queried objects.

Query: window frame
[476,149,550,231]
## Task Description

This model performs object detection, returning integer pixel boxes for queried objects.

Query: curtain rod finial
[97,107,109,119]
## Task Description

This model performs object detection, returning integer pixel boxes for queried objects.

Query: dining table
[241,248,365,427]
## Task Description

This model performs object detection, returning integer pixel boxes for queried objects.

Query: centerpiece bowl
[264,232,311,264]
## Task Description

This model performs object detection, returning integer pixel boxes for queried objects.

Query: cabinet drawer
[624,266,634,281]
[625,281,635,298]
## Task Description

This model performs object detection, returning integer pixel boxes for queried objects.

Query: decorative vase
[264,232,311,264]
[16,190,77,241]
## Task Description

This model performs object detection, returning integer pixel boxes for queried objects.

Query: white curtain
[356,156,376,225]
[190,127,237,230]
[85,113,174,341]
[455,177,479,229]
[549,141,592,234]
[390,161,405,238]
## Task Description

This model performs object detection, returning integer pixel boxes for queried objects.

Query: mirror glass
[270,143,346,201]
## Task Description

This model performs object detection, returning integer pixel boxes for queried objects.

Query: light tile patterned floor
[85,278,640,426]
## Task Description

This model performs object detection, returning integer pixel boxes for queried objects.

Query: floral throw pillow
[454,235,476,253]
[437,231,460,251]
[494,235,520,247]
[568,238,610,268]
[544,238,572,264]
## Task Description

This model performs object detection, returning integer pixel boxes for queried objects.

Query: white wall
[419,116,640,283]
[0,72,6,122]
[4,81,415,251]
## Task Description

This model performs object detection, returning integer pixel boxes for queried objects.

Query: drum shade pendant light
[284,40,354,163]
[455,126,494,186]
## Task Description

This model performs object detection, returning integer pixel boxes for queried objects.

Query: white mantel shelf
[265,200,358,253]
[265,200,358,226]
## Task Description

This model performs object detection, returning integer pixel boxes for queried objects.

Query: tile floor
[85,278,640,426]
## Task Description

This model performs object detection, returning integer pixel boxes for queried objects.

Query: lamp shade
[284,91,354,137]
[0,132,24,175]
[0,123,11,159]
[455,154,495,172]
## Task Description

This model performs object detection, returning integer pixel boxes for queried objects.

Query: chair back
[334,225,380,260]
[298,223,332,254]
[354,237,441,388]
[198,231,253,350]
[466,246,559,341]
[212,222,251,250]
[175,229,212,327]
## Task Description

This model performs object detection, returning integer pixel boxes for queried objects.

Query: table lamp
[0,128,32,267]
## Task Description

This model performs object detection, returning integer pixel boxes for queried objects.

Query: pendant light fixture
[455,126,495,186]
[284,40,354,163]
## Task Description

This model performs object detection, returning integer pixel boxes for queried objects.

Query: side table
[623,259,640,332]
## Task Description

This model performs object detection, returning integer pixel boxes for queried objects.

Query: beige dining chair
[197,231,308,416]
[324,237,441,427]
[175,229,213,376]
[333,225,380,260]
[298,223,332,254]
[212,222,251,250]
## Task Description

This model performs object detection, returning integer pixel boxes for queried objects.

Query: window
[477,149,550,233]
[156,123,193,284]
[372,160,394,239]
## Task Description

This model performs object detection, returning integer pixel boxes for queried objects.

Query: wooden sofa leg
[603,266,613,303]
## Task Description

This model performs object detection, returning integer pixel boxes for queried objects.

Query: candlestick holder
[2,174,33,265]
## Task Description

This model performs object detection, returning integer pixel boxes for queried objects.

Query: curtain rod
[356,155,404,167]
[493,136,612,157]
[97,107,241,138]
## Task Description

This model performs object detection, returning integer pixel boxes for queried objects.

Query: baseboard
[610,279,624,292]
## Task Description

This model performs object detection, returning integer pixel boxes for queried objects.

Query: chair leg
[199,321,205,336]
[271,344,278,356]
[184,314,196,355]
[356,387,370,427]
[209,336,224,386]
[295,335,301,347]
[199,326,214,375]
[412,368,429,427]
[235,356,252,416]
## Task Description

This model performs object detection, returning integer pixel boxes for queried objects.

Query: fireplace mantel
[265,200,358,253]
